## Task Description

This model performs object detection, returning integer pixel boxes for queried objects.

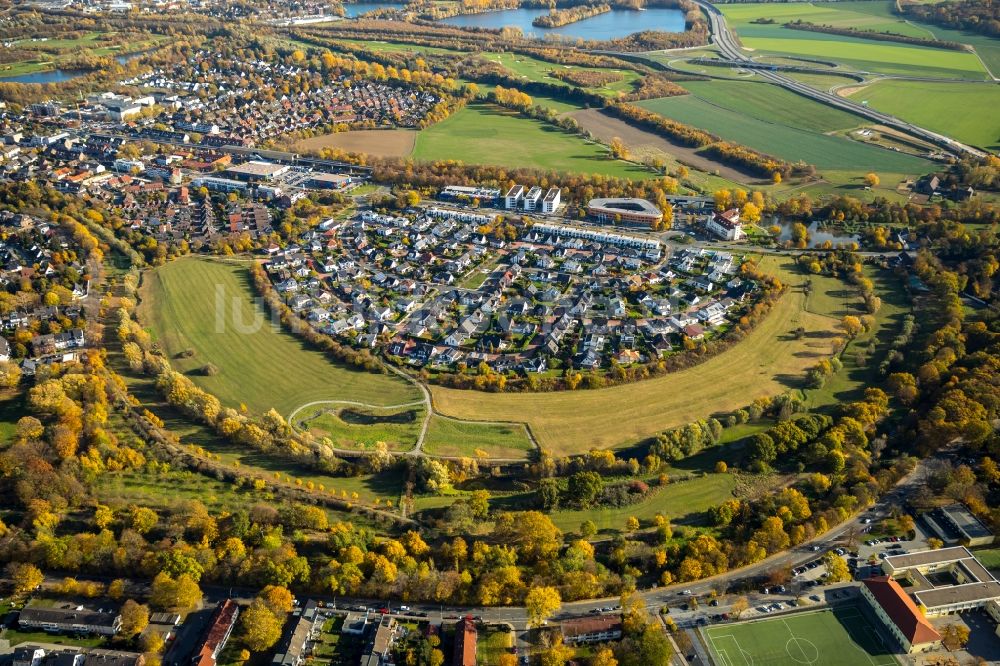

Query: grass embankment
[137,256,420,415]
[297,405,426,452]
[411,103,655,180]
[432,269,839,456]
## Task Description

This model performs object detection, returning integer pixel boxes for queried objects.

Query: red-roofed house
[861,576,941,654]
[452,616,476,666]
[190,600,239,666]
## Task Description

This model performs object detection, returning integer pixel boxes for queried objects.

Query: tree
[609,137,630,161]
[0,361,21,388]
[240,601,283,652]
[149,572,202,611]
[7,562,43,597]
[580,520,598,538]
[864,172,880,187]
[567,471,603,508]
[592,648,618,666]
[740,202,761,225]
[748,433,777,464]
[823,551,851,583]
[525,586,561,627]
[539,636,573,666]
[108,579,126,600]
[840,315,863,339]
[259,585,293,614]
[120,600,150,637]
[625,516,640,532]
[730,596,749,619]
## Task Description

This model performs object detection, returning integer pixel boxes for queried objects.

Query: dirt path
[570,108,760,185]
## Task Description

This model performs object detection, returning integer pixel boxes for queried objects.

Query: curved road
[693,0,988,159]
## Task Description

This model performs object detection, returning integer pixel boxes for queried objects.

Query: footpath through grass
[702,605,896,666]
[137,256,420,415]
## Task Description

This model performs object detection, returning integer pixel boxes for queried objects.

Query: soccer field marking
[707,631,754,666]
[781,619,819,665]
[836,611,890,666]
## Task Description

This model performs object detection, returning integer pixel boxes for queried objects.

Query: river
[439,6,686,40]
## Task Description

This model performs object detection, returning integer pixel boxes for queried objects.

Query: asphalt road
[691,0,986,159]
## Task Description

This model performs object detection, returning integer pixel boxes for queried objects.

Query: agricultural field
[137,256,421,415]
[294,129,417,158]
[638,83,934,181]
[721,2,990,79]
[421,414,535,459]
[431,271,840,456]
[846,80,1000,150]
[703,606,896,666]
[411,103,655,179]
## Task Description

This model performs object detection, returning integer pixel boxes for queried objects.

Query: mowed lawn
[411,103,655,179]
[721,2,989,79]
[703,606,896,666]
[422,414,536,459]
[432,280,839,456]
[848,80,1000,150]
[638,87,933,173]
[137,257,420,415]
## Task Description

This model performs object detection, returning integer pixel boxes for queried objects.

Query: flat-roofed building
[523,186,543,211]
[542,187,561,214]
[882,546,1000,617]
[860,576,941,654]
[504,185,524,210]
[224,161,289,182]
[19,604,122,636]
[923,503,994,547]
[440,185,500,203]
[305,173,351,190]
[586,198,662,226]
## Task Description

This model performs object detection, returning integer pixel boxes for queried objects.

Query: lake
[344,2,405,17]
[439,7,686,40]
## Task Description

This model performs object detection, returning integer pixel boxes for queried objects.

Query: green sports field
[411,103,654,179]
[703,606,896,666]
[138,257,421,415]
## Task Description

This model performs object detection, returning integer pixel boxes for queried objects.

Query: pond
[775,220,860,247]
[439,6,686,40]
[0,68,88,84]
[0,50,148,84]
[344,2,405,17]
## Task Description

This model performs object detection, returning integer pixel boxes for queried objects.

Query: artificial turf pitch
[702,605,897,666]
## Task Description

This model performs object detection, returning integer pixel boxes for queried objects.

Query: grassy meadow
[137,256,420,415]
[422,415,536,459]
[721,2,989,79]
[431,274,839,456]
[411,103,655,179]
[297,405,426,452]
[848,80,1000,150]
[638,82,934,184]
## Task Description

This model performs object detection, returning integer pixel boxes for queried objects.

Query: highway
[692,0,988,160]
